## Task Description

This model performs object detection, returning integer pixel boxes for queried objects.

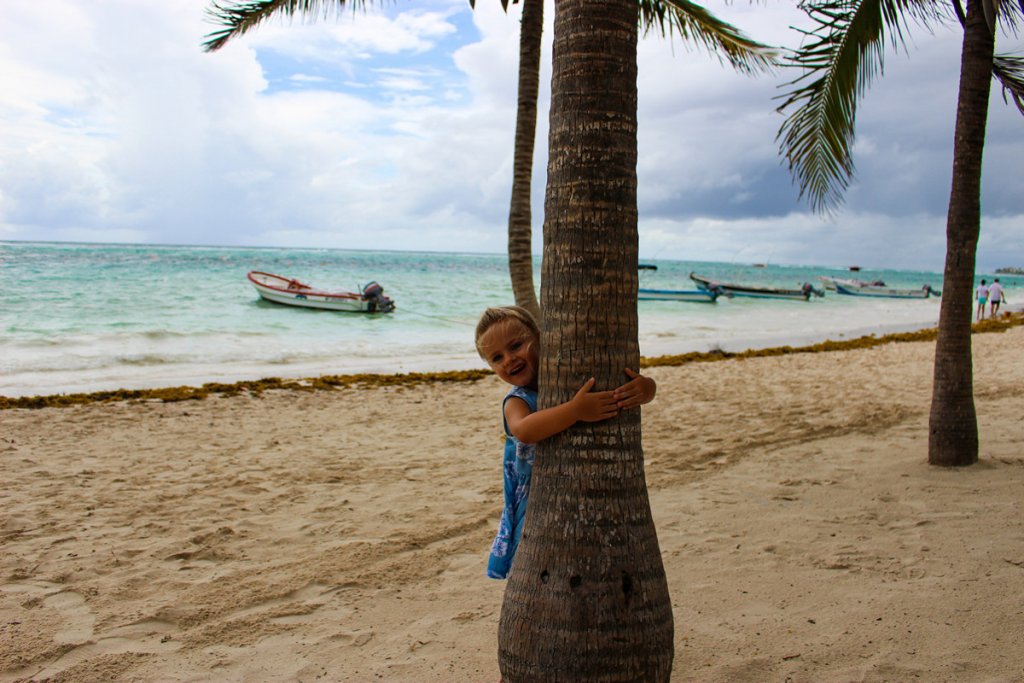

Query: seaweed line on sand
[3,314,1021,411]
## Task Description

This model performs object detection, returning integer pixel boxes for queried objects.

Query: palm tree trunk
[928,0,994,467]
[506,0,544,321]
[497,0,674,680]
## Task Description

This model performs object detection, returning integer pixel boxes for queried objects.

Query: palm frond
[952,0,1023,36]
[949,0,1023,113]
[982,0,999,33]
[775,0,940,213]
[203,0,371,52]
[993,54,1024,114]
[471,0,516,11]
[638,0,780,75]
[981,0,1024,34]
[1001,2,1023,33]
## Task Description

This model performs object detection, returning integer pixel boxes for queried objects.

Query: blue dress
[486,385,537,579]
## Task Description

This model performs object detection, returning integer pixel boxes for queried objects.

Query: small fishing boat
[818,276,887,292]
[832,280,940,299]
[638,287,723,303]
[247,271,396,313]
[690,272,824,301]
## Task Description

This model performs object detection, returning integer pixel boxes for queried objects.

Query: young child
[976,279,989,321]
[475,306,657,579]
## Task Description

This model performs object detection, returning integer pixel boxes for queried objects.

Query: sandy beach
[2,326,1023,682]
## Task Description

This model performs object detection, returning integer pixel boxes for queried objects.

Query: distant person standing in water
[988,278,1005,318]
[976,279,989,320]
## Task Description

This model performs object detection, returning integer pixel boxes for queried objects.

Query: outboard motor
[362,281,395,313]
[802,282,825,299]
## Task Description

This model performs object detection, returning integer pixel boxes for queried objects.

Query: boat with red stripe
[247,271,395,313]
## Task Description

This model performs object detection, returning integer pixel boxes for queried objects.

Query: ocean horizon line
[1,237,951,274]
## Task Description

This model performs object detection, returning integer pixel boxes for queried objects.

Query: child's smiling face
[478,319,538,388]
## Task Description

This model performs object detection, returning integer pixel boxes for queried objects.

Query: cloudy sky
[1,0,1021,271]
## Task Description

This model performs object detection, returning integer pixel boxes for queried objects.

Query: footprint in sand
[20,617,181,682]
[230,581,334,620]
[452,609,494,623]
[42,590,95,644]
[103,617,179,641]
[329,630,375,647]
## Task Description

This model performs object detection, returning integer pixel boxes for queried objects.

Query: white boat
[832,280,939,299]
[247,271,395,313]
[638,287,722,303]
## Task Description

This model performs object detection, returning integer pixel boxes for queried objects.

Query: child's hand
[571,377,620,422]
[613,368,657,409]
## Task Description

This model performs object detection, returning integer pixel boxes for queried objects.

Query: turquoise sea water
[2,241,1013,398]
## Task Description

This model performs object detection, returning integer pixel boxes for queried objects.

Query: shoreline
[3,314,1021,410]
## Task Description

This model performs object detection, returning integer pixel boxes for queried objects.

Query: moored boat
[247,271,396,313]
[690,272,824,301]
[818,276,887,292]
[832,280,939,299]
[638,287,722,303]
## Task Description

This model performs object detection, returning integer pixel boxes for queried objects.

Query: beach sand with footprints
[2,325,1024,681]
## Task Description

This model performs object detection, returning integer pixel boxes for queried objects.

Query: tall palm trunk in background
[928,0,994,467]
[774,0,1021,467]
[506,0,543,320]
[497,0,674,679]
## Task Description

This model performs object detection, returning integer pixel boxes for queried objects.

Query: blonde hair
[475,306,540,359]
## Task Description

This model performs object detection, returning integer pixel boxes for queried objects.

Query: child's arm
[613,368,657,409]
[505,378,619,444]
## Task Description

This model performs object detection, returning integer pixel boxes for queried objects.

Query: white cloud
[0,0,1021,272]
[289,73,328,83]
[231,6,459,58]
[638,211,951,271]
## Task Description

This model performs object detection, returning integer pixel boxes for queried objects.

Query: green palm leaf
[775,0,939,213]
[203,0,377,52]
[950,0,1024,115]
[639,0,779,74]
[993,55,1024,115]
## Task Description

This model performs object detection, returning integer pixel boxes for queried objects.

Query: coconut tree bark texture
[496,0,675,680]
[928,0,995,467]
